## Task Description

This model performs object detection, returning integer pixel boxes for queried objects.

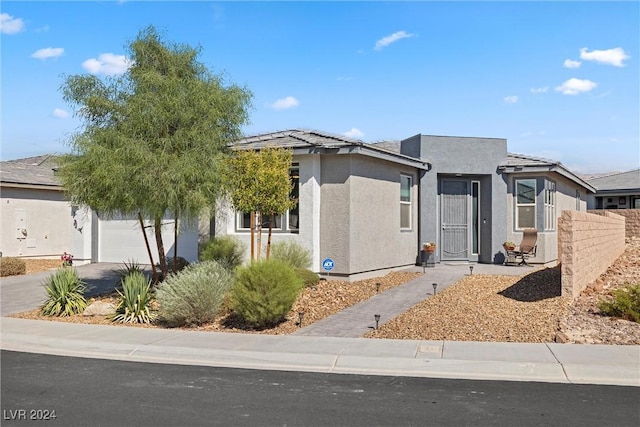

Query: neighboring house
[214,130,595,277]
[585,169,640,209]
[0,155,198,264]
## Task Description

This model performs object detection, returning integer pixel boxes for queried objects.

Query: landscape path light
[432,283,438,295]
[298,311,305,327]
[374,314,381,329]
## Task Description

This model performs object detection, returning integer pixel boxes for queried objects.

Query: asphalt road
[1,351,638,427]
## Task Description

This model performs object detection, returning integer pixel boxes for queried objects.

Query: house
[0,155,198,264]
[214,130,595,277]
[585,169,640,210]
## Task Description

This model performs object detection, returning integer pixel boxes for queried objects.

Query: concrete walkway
[1,263,638,387]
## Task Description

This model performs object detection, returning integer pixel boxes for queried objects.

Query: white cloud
[563,59,581,69]
[269,96,299,110]
[530,86,548,94]
[343,128,364,138]
[0,13,24,34]
[374,31,414,51]
[82,53,131,75]
[555,78,597,95]
[52,108,70,119]
[31,47,64,60]
[504,96,518,104]
[580,47,629,67]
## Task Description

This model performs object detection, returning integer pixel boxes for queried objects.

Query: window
[515,179,536,229]
[472,181,480,254]
[544,180,556,230]
[575,190,581,210]
[236,164,299,233]
[400,174,412,230]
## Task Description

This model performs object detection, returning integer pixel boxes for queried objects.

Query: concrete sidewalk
[1,263,639,387]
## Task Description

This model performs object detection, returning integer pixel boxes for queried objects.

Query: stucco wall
[558,210,625,299]
[588,209,640,238]
[0,187,72,258]
[505,172,588,264]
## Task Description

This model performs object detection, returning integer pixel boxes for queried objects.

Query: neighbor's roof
[234,129,430,170]
[500,153,596,193]
[0,155,62,189]
[586,169,640,192]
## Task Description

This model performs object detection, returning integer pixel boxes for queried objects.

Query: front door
[441,180,469,261]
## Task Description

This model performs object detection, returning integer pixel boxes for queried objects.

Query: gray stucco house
[586,169,640,210]
[214,129,595,277]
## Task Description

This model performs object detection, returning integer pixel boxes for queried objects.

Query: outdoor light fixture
[469,265,474,275]
[432,283,438,295]
[298,311,304,327]
[374,314,381,329]
[376,282,381,293]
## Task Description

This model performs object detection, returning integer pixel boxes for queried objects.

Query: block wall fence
[588,209,640,238]
[558,211,626,299]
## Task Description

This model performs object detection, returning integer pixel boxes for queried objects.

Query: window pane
[400,175,411,202]
[517,179,536,204]
[518,206,535,228]
[400,203,411,229]
[240,212,252,229]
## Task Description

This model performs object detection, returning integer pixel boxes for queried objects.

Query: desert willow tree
[225,147,297,261]
[57,26,252,282]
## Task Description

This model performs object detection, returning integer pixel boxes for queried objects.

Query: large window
[516,179,536,229]
[544,180,556,230]
[236,164,299,233]
[400,174,412,230]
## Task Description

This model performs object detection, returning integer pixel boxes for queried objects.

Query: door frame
[439,177,481,262]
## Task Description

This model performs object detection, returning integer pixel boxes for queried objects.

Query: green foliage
[199,236,246,270]
[231,259,303,328]
[114,259,144,281]
[41,267,87,317]
[295,268,320,288]
[598,284,640,323]
[112,271,154,323]
[269,240,312,269]
[1,257,26,277]
[56,25,252,277]
[156,261,233,327]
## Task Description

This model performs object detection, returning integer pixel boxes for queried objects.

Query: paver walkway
[293,263,530,338]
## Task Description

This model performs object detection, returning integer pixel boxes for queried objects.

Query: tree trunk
[138,212,158,284]
[266,213,274,259]
[256,212,262,261]
[173,215,178,273]
[250,211,255,261]
[154,217,168,280]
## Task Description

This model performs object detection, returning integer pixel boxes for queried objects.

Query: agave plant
[112,270,153,324]
[41,267,87,316]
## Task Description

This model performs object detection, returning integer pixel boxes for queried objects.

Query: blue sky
[1,1,638,173]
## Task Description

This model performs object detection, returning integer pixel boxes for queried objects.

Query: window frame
[515,178,537,230]
[543,179,556,231]
[400,174,412,230]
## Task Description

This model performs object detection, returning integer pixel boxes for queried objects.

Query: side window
[515,179,536,229]
[400,174,412,230]
[544,180,556,230]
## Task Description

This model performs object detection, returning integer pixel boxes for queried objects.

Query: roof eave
[499,165,596,193]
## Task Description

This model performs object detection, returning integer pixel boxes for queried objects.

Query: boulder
[83,301,115,316]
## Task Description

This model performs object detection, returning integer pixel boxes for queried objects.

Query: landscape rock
[83,301,115,316]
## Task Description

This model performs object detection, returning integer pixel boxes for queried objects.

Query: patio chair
[509,228,538,266]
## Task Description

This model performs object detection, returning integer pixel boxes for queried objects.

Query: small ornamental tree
[225,147,297,260]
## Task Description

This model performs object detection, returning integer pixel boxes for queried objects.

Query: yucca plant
[112,270,154,324]
[114,259,144,282]
[41,267,87,316]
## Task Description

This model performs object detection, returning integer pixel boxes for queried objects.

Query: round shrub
[1,257,27,277]
[200,236,246,270]
[295,268,320,288]
[269,240,311,269]
[156,256,190,274]
[156,260,233,327]
[231,259,303,328]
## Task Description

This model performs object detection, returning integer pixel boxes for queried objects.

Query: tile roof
[0,155,61,187]
[586,169,640,191]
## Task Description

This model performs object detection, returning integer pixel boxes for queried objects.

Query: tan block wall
[558,210,625,299]
[588,209,640,238]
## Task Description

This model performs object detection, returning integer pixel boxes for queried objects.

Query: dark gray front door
[441,180,469,261]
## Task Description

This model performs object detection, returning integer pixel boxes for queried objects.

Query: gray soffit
[233,129,430,170]
[499,153,596,193]
[0,155,62,189]
[586,169,640,192]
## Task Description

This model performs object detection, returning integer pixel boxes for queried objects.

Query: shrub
[295,268,320,288]
[598,284,640,323]
[231,259,303,328]
[157,256,191,274]
[156,260,233,327]
[41,267,87,317]
[200,236,245,270]
[112,271,154,324]
[269,241,311,269]
[1,257,27,277]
